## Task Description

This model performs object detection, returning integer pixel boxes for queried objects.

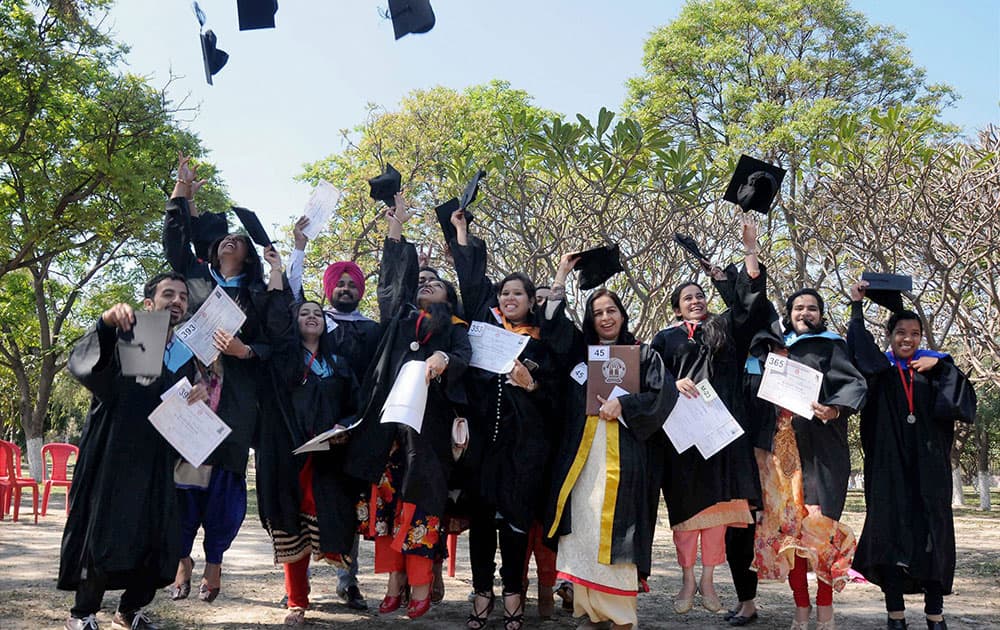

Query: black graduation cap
[368,163,401,206]
[723,155,786,214]
[237,0,278,30]
[199,29,229,85]
[435,198,475,244]
[459,169,487,210]
[573,244,624,291]
[191,211,230,260]
[861,271,912,313]
[388,0,436,40]
[232,206,272,247]
[673,233,710,265]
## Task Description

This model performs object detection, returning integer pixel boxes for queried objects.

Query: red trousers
[789,555,832,607]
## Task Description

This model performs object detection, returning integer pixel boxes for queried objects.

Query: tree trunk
[951,465,965,507]
[950,424,971,507]
[976,412,992,511]
[978,471,992,511]
[25,436,43,482]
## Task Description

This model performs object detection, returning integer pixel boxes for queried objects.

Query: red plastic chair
[0,440,38,523]
[42,442,79,516]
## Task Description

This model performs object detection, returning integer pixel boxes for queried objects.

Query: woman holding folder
[650,215,769,615]
[445,208,558,630]
[343,193,471,620]
[254,249,363,626]
[542,254,677,630]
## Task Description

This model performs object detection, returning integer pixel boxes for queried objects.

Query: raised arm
[845,281,892,376]
[287,216,310,301]
[447,208,493,320]
[376,193,419,323]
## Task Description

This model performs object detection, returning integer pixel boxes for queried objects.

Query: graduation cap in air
[191,211,230,260]
[193,4,228,86]
[574,244,624,291]
[861,271,912,313]
[434,198,461,243]
[237,0,278,30]
[459,169,487,210]
[232,207,272,247]
[388,0,436,40]
[673,233,711,266]
[118,310,171,378]
[723,155,786,214]
[368,163,402,206]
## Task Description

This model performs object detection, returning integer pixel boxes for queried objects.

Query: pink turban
[323,261,366,303]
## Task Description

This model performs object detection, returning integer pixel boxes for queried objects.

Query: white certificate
[467,321,531,374]
[301,181,342,240]
[173,285,247,366]
[662,380,744,459]
[756,353,824,419]
[148,377,231,467]
[292,415,364,455]
[380,360,428,433]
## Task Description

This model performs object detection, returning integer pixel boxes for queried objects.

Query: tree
[0,0,221,478]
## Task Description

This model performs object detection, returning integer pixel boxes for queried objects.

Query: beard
[332,293,359,313]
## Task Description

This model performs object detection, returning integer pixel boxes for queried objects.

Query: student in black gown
[163,163,274,601]
[748,288,867,630]
[846,281,977,630]
[60,273,205,630]
[344,193,472,620]
[254,246,363,626]
[542,254,678,630]
[445,208,557,630]
[650,216,768,615]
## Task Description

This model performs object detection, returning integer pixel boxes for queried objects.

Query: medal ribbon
[414,310,432,347]
[684,321,699,341]
[896,362,915,417]
[301,349,319,385]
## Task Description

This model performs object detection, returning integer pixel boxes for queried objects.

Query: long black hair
[583,288,636,345]
[497,271,539,323]
[294,300,341,365]
[670,281,730,354]
[782,288,827,334]
[207,233,264,285]
[416,278,462,337]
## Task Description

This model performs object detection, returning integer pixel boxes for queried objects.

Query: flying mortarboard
[673,233,711,265]
[434,198,461,244]
[573,244,624,291]
[237,0,278,30]
[861,271,912,313]
[723,155,786,214]
[459,169,487,210]
[368,163,402,206]
[232,206,272,247]
[388,0,436,40]
[199,29,228,86]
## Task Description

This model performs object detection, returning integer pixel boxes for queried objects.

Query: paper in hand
[301,181,343,240]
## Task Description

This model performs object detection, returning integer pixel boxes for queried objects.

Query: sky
[106,1,999,234]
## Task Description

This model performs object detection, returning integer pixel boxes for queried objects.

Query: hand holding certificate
[756,352,824,419]
[662,380,744,459]
[148,377,231,467]
[173,286,247,366]
[380,360,429,433]
[300,181,342,240]
[293,416,363,455]
[467,321,530,374]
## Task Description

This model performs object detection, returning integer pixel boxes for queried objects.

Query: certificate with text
[173,285,247,366]
[148,377,231,467]
[756,352,824,419]
[467,321,530,374]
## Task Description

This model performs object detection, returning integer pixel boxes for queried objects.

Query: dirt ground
[2,491,998,630]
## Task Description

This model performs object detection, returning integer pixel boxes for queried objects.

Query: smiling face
[498,279,531,323]
[789,294,823,334]
[217,234,249,263]
[890,318,922,360]
[331,273,361,312]
[297,301,325,340]
[673,284,708,321]
[417,279,448,307]
[418,269,439,286]
[591,295,623,342]
[145,278,189,325]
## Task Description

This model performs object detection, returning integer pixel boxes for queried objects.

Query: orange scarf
[492,307,540,340]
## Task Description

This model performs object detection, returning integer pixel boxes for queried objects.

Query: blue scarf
[208,266,245,288]
[746,330,844,375]
[885,348,949,368]
[164,338,195,373]
[304,348,335,378]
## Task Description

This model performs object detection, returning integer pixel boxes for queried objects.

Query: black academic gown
[58,321,197,591]
[343,237,472,520]
[748,326,868,520]
[448,234,558,532]
[163,197,270,475]
[255,287,363,557]
[846,303,977,593]
[650,265,769,526]
[542,302,677,576]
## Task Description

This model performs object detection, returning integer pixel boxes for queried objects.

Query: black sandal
[466,591,495,630]
[502,591,524,630]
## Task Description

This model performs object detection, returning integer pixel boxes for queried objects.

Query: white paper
[173,286,247,366]
[607,385,630,427]
[380,360,429,433]
[662,379,744,459]
[756,352,824,419]
[292,416,364,455]
[301,181,342,240]
[148,377,231,467]
[467,321,531,374]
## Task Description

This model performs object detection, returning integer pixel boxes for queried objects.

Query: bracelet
[244,345,254,360]
[434,351,449,366]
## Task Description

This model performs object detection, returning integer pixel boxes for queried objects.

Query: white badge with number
[588,345,610,362]
[570,362,588,385]
[764,353,787,373]
[695,379,719,403]
[468,321,485,337]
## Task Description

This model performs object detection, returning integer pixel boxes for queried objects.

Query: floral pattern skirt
[751,412,856,592]
[357,441,441,558]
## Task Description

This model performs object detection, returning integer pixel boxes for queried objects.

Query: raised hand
[101,303,135,332]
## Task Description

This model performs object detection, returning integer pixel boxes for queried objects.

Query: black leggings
[726,522,758,602]
[880,565,944,615]
[468,500,529,594]
[71,567,157,618]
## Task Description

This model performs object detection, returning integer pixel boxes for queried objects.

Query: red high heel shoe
[407,595,432,619]
[379,592,403,614]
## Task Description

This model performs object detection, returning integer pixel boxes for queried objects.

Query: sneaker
[340,584,368,610]
[111,610,161,630]
[65,615,99,630]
